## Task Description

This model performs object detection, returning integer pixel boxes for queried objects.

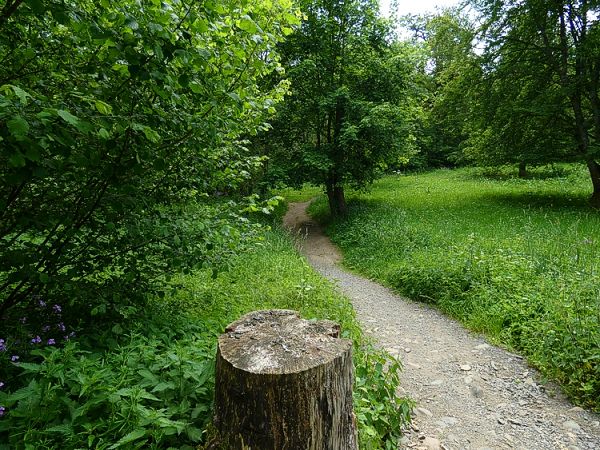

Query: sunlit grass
[310,165,600,410]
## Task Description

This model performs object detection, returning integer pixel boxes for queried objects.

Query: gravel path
[283,201,600,450]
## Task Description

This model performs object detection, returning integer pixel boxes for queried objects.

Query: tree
[258,0,417,216]
[0,0,299,317]
[406,10,481,167]
[470,0,600,202]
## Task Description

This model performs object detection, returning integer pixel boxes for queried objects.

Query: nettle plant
[0,297,76,416]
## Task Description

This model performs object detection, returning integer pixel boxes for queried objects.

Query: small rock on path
[284,201,600,450]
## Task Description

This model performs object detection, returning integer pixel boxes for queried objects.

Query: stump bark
[214,309,357,450]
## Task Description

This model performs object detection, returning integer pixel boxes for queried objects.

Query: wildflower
[31,336,41,344]
[0,339,5,352]
[38,299,46,308]
[47,339,56,345]
[42,325,51,332]
[0,382,4,389]
[57,322,66,332]
[11,355,19,362]
[52,304,62,313]
[0,406,5,417]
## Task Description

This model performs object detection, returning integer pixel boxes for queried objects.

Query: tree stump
[214,309,357,450]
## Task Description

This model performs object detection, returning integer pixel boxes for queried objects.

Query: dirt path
[284,201,600,450]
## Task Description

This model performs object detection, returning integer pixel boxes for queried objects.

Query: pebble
[405,347,412,353]
[567,446,581,450]
[436,416,459,427]
[464,375,474,384]
[570,406,584,413]
[470,384,484,398]
[422,436,441,450]
[460,364,472,371]
[475,343,490,350]
[407,362,422,369]
[429,379,444,386]
[562,420,582,433]
[498,418,507,425]
[416,407,433,417]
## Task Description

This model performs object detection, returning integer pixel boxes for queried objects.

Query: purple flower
[0,406,5,417]
[42,325,51,332]
[47,339,55,345]
[0,339,5,352]
[52,304,62,313]
[11,355,19,362]
[38,299,46,308]
[57,322,66,332]
[0,382,4,389]
[31,336,41,344]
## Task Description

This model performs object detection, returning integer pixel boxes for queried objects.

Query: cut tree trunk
[214,309,357,450]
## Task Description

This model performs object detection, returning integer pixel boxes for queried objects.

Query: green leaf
[94,100,113,115]
[8,152,26,167]
[108,429,146,449]
[7,116,29,137]
[25,0,45,14]
[142,127,160,143]
[57,109,79,126]
[98,128,110,139]
[238,16,258,34]
[10,85,32,104]
[25,146,41,162]
[227,92,242,103]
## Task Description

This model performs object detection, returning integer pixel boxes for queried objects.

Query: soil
[283,201,600,450]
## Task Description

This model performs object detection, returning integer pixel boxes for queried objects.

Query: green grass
[310,165,600,411]
[275,183,324,203]
[0,227,410,449]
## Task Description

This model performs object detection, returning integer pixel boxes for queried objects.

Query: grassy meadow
[308,165,600,410]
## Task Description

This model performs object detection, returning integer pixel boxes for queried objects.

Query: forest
[0,0,599,448]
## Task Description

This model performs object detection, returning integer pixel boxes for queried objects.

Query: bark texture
[214,309,357,450]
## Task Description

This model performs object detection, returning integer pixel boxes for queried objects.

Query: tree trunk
[586,159,600,208]
[214,309,357,450]
[326,182,348,217]
[518,161,528,178]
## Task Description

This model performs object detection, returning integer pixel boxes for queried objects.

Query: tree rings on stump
[214,309,357,450]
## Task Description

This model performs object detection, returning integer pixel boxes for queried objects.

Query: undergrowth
[310,164,600,411]
[0,227,410,449]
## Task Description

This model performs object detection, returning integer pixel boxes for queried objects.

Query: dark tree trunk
[213,310,357,450]
[586,159,600,208]
[518,161,528,178]
[326,183,348,217]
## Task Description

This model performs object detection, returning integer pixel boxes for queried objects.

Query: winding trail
[283,201,600,450]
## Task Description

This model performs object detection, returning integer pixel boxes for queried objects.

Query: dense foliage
[255,0,419,215]
[0,228,411,449]
[0,0,297,318]
[311,166,600,411]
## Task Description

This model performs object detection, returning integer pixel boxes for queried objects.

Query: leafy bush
[0,228,411,449]
[0,323,214,449]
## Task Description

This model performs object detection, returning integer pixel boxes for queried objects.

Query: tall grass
[310,165,600,410]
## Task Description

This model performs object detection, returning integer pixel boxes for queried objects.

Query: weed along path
[283,201,600,450]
